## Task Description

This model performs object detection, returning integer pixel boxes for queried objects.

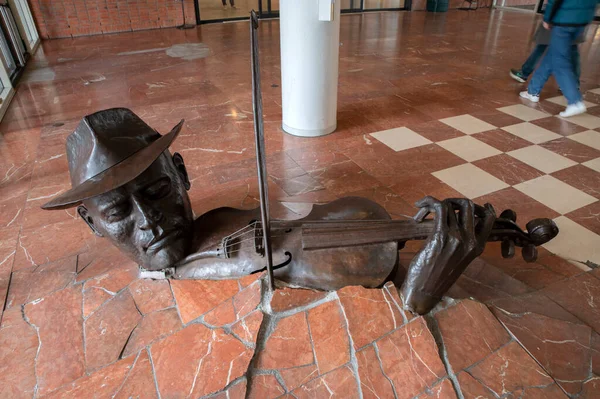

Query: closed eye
[103,202,131,222]
[143,177,172,200]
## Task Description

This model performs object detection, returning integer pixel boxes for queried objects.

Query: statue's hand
[400,196,496,314]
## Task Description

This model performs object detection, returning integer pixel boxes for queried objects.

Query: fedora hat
[42,108,184,210]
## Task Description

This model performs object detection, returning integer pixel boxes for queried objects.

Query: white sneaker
[560,102,587,118]
[520,91,540,103]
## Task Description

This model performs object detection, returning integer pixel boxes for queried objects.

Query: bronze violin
[172,197,558,291]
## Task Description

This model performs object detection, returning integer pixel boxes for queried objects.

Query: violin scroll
[496,211,559,263]
[526,218,559,246]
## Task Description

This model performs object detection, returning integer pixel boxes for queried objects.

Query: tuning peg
[522,244,538,263]
[501,239,515,259]
[500,209,517,223]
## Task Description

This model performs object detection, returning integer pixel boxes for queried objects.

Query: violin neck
[289,219,507,251]
[299,219,434,250]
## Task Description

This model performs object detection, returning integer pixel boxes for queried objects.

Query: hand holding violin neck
[399,197,558,315]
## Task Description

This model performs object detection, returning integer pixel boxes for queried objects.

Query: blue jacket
[545,0,599,26]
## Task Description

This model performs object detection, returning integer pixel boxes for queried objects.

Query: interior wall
[27,0,197,39]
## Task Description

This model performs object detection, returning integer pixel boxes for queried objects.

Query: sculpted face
[78,152,194,270]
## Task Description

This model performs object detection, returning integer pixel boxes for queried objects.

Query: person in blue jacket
[519,0,599,118]
[510,23,583,87]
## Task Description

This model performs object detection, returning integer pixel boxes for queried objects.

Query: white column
[280,0,341,137]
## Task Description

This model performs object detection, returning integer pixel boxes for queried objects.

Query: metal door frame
[259,0,279,18]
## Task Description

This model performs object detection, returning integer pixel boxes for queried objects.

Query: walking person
[222,0,236,9]
[519,0,599,118]
[510,23,582,87]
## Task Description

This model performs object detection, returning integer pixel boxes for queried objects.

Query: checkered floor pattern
[368,90,600,267]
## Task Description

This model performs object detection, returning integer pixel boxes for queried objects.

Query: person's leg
[551,27,584,105]
[521,44,548,77]
[230,0,235,6]
[571,45,581,89]
[526,50,552,99]
[222,0,227,5]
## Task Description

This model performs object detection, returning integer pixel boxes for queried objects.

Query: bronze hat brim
[41,120,184,210]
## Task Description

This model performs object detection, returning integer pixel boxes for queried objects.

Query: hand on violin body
[400,196,496,315]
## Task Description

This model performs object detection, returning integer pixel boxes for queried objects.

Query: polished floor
[1,9,600,399]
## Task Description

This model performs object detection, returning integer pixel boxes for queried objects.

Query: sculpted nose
[133,198,163,230]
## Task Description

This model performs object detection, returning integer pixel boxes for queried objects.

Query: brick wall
[27,0,196,39]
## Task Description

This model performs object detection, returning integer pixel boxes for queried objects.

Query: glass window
[363,0,404,9]
[270,0,279,13]
[198,0,259,21]
[500,0,538,11]
[12,0,37,46]
[341,0,362,11]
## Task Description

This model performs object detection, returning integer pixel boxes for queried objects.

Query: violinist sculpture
[41,14,558,315]
[41,107,558,315]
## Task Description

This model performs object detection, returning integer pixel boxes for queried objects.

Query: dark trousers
[222,0,235,6]
[522,43,581,87]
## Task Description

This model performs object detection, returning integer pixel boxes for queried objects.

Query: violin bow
[250,10,275,291]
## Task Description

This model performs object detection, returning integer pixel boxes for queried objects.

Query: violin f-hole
[251,251,292,274]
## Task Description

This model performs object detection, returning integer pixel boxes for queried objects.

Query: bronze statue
[41,13,558,315]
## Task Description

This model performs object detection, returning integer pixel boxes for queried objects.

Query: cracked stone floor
[1,8,600,399]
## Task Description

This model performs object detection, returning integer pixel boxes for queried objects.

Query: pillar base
[282,123,337,138]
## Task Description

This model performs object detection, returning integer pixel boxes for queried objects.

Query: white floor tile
[497,104,550,121]
[507,145,577,174]
[543,216,600,264]
[514,175,597,214]
[569,130,600,151]
[437,136,502,162]
[432,163,509,198]
[502,122,562,144]
[558,113,600,130]
[370,127,432,152]
[546,96,597,108]
[439,115,496,135]
[583,158,600,173]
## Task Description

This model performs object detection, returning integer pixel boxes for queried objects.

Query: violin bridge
[219,235,233,259]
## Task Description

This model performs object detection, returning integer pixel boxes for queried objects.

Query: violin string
[224,223,256,239]
[219,237,289,256]
[220,233,292,250]
[224,228,255,240]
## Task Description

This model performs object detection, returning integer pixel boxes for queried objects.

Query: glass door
[197,0,259,22]
[0,27,16,78]
[342,0,363,12]
[259,0,279,17]
[0,5,26,67]
[11,0,37,50]
[498,0,538,12]
[363,0,406,10]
